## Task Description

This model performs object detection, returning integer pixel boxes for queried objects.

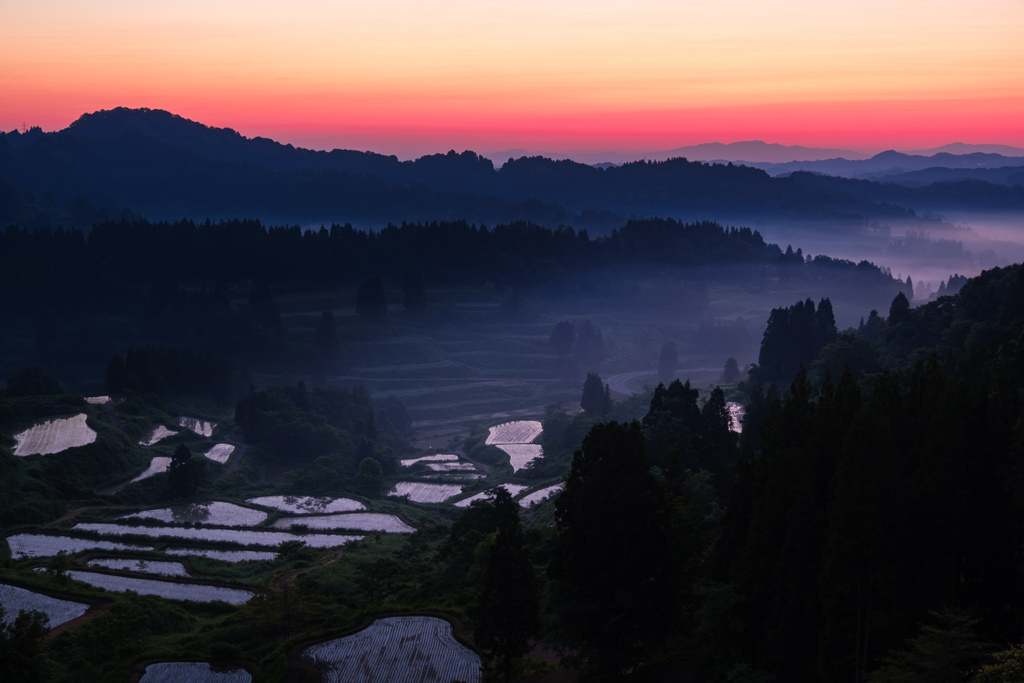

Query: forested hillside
[6,108,1021,230]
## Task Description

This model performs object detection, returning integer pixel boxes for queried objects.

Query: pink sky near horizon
[2,0,1023,158]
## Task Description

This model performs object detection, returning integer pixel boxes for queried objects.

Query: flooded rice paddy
[303,616,481,683]
[246,495,365,514]
[0,584,89,628]
[120,502,268,527]
[13,414,98,456]
[66,570,254,604]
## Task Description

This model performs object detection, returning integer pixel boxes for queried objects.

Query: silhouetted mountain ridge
[1,108,1021,229]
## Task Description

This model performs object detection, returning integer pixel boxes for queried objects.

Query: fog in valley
[4,109,1024,683]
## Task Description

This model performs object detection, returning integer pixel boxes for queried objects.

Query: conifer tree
[475,488,538,682]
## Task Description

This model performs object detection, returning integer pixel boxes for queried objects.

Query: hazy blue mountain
[905,142,1024,157]
[483,140,867,166]
[744,150,1024,178]
[1,108,1021,231]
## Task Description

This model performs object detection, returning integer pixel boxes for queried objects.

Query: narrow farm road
[104,403,125,433]
[49,505,130,526]
[274,548,345,589]
[216,436,249,481]
[605,370,657,396]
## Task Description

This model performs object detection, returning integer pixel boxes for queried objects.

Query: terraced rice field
[164,548,276,563]
[121,502,268,527]
[179,417,215,437]
[203,444,235,464]
[485,420,542,445]
[424,473,484,480]
[87,558,189,577]
[303,616,480,683]
[518,483,565,507]
[66,570,254,604]
[73,523,362,548]
[0,584,89,628]
[453,484,530,508]
[400,453,459,467]
[13,414,98,456]
[6,533,151,558]
[495,444,544,472]
[272,513,415,533]
[425,462,479,472]
[140,662,252,682]
[387,482,463,504]
[246,495,365,514]
[139,426,178,446]
[131,457,172,483]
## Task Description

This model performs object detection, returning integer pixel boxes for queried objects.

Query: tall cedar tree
[475,487,539,682]
[580,372,609,416]
[167,443,205,497]
[549,421,678,679]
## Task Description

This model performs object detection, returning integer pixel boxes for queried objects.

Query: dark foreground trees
[474,488,539,682]
[549,421,687,679]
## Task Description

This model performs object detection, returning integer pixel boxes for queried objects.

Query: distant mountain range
[485,141,871,166]
[1,108,1022,231]
[905,143,1024,157]
[486,141,1024,167]
[741,150,1024,180]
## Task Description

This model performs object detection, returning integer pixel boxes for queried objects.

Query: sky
[2,0,1023,158]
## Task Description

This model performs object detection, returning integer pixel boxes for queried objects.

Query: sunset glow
[3,0,1023,157]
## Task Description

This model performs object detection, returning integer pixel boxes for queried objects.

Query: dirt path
[105,403,126,433]
[454,445,493,476]
[605,370,657,396]
[216,436,249,481]
[49,505,130,527]
[273,548,345,589]
[44,601,111,643]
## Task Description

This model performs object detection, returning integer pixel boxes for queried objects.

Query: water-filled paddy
[388,482,463,503]
[494,444,543,472]
[6,533,152,558]
[485,420,543,445]
[139,426,178,446]
[519,483,565,507]
[130,457,171,483]
[66,570,254,604]
[0,584,89,628]
[202,444,235,464]
[246,495,365,514]
[272,512,415,533]
[73,523,363,548]
[400,453,459,467]
[303,616,481,683]
[179,417,215,437]
[164,548,276,563]
[453,484,530,508]
[87,558,189,576]
[13,414,98,456]
[139,661,252,682]
[121,501,267,527]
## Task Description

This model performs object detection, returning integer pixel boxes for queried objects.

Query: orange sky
[2,0,1023,157]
